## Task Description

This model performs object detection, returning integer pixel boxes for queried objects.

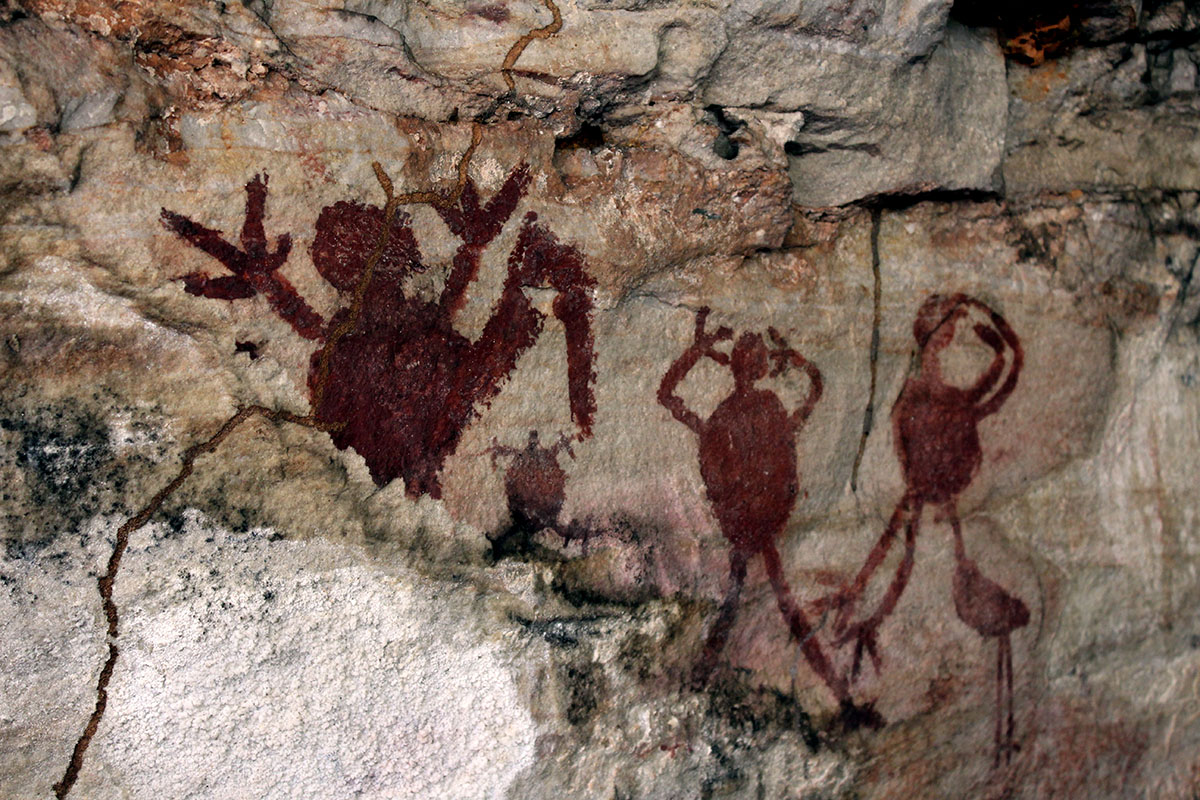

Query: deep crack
[850,208,882,494]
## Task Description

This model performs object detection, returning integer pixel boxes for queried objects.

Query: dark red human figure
[161,167,596,499]
[659,308,848,704]
[489,430,585,547]
[822,293,1025,760]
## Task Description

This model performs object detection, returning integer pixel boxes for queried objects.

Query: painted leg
[1003,635,1016,764]
[822,499,911,628]
[762,543,848,703]
[994,638,1004,768]
[839,512,919,680]
[693,550,748,688]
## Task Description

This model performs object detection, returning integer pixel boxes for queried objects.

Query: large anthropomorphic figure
[658,307,849,705]
[824,292,1026,762]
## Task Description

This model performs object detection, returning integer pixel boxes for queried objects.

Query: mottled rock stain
[0,402,119,555]
[468,3,511,25]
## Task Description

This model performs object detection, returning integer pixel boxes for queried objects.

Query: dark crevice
[950,0,1143,64]
[705,105,743,160]
[234,340,262,359]
[870,187,1002,210]
[555,121,606,152]
[0,5,29,25]
[850,208,882,494]
[952,0,1200,68]
[785,141,883,158]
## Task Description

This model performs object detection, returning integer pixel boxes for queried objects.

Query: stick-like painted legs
[827,500,911,621]
[762,543,848,702]
[693,550,748,687]
[836,511,919,679]
[994,635,1017,767]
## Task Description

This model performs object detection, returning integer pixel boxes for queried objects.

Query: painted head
[731,332,769,387]
[913,293,971,357]
[310,202,424,293]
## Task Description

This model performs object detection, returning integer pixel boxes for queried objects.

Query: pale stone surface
[1005,41,1200,194]
[779,23,1007,205]
[2,0,1200,798]
[81,515,535,800]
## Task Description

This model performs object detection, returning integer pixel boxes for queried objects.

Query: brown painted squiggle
[500,0,562,91]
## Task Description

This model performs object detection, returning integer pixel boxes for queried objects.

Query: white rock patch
[73,513,535,800]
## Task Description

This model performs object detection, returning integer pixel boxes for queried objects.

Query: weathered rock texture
[1,0,1199,797]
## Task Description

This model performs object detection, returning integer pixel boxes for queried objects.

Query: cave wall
[2,0,1199,797]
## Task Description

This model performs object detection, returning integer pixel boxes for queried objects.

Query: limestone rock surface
[2,0,1200,798]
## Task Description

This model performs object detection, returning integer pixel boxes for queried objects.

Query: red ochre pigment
[658,308,849,704]
[825,293,1027,760]
[163,166,596,499]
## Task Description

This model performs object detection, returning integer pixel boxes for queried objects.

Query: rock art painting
[657,308,858,709]
[821,293,1028,762]
[11,0,1196,794]
[162,164,597,499]
[487,430,587,556]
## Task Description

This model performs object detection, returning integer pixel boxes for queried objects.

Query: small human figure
[488,430,584,556]
[821,292,1025,760]
[658,307,848,704]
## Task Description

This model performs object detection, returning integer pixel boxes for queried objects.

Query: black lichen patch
[699,740,746,800]
[485,508,573,566]
[616,630,658,682]
[157,503,267,542]
[563,659,609,727]
[0,400,125,557]
[156,468,280,542]
[703,672,821,752]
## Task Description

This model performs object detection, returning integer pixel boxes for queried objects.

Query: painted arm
[463,216,547,422]
[967,302,1023,418]
[437,165,531,316]
[768,328,824,432]
[964,324,1007,404]
[488,437,522,464]
[162,173,325,341]
[658,307,731,435]
[811,397,912,627]
[551,433,576,458]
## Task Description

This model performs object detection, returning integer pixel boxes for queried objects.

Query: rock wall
[2,0,1199,797]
